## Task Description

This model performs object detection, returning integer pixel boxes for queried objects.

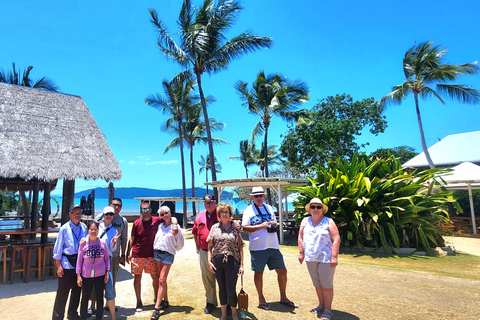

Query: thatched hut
[0,83,122,228]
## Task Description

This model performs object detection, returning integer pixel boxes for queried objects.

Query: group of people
[52,187,340,320]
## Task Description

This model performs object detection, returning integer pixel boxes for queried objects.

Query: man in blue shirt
[52,204,87,320]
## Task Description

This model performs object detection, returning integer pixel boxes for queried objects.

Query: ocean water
[51,198,251,216]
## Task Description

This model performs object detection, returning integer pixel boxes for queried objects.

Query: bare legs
[315,286,333,310]
[254,268,292,306]
[153,262,171,309]
[133,274,142,304]
[106,299,116,320]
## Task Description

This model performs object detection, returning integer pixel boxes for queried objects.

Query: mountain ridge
[74,187,232,200]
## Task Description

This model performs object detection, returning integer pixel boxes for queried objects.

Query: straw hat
[250,186,266,196]
[305,198,328,213]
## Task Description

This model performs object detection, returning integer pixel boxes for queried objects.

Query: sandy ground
[0,232,479,320]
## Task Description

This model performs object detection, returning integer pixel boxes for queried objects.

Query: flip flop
[258,303,271,310]
[280,301,299,308]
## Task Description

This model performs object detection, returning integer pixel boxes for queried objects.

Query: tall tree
[228,140,256,178]
[370,146,418,163]
[181,104,228,215]
[235,71,309,202]
[280,94,387,174]
[198,154,222,194]
[146,77,198,227]
[149,0,272,200]
[0,63,59,92]
[253,143,283,178]
[381,41,480,168]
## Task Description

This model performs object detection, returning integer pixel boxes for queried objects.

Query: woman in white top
[151,206,184,320]
[298,198,340,320]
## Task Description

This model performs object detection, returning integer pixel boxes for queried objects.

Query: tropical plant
[380,41,480,168]
[0,62,59,92]
[252,143,283,178]
[149,0,272,200]
[228,140,256,178]
[198,154,222,194]
[146,76,198,227]
[286,153,461,250]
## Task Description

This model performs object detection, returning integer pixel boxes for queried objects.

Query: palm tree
[235,71,309,202]
[253,143,284,178]
[228,121,264,177]
[149,0,272,200]
[381,41,480,168]
[198,155,222,194]
[181,104,228,214]
[146,77,198,227]
[0,63,58,91]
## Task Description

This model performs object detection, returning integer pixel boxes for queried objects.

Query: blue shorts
[153,249,174,265]
[105,257,115,301]
[250,248,285,272]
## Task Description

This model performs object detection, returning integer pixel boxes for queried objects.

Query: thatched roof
[0,83,122,187]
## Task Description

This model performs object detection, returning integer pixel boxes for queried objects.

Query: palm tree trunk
[190,146,197,217]
[245,166,249,178]
[178,126,188,228]
[414,93,435,168]
[264,124,272,204]
[196,73,218,200]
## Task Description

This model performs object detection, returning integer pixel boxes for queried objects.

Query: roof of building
[402,131,480,169]
[0,83,122,189]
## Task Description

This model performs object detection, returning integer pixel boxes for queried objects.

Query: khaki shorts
[131,257,158,275]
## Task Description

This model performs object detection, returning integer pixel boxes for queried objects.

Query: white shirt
[153,223,184,255]
[242,204,279,251]
[302,216,333,263]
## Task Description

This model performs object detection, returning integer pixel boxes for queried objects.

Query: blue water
[51,198,251,216]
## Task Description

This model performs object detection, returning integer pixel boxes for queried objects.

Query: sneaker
[204,303,216,314]
[136,302,143,312]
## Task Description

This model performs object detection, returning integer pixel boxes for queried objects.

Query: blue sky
[2,0,480,196]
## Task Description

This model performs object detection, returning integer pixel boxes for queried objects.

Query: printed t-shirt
[242,204,279,251]
[76,238,110,278]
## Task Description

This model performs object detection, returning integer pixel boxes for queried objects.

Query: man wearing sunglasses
[126,201,178,313]
[242,187,298,311]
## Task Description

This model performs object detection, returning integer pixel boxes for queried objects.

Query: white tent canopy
[441,162,480,234]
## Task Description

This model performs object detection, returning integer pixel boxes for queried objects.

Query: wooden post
[108,182,114,205]
[62,180,75,225]
[30,180,39,239]
[41,182,51,243]
[91,189,95,216]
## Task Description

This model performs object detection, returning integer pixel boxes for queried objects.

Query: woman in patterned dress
[207,203,244,320]
[298,198,340,320]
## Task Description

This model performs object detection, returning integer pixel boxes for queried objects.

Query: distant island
[75,187,232,200]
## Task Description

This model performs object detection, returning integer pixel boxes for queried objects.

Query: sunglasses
[310,205,323,210]
[112,204,122,208]
[253,195,264,198]
[160,212,169,216]
[104,212,114,216]
[141,208,151,212]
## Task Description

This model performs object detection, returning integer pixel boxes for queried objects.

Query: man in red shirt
[192,194,219,314]
[126,201,177,312]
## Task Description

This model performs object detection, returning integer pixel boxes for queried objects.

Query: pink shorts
[131,257,158,275]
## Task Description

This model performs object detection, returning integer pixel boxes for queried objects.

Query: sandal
[151,308,161,320]
[311,305,324,314]
[161,300,170,309]
[258,303,271,310]
[279,300,299,308]
[321,309,334,319]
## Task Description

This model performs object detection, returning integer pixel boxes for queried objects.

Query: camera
[267,224,279,233]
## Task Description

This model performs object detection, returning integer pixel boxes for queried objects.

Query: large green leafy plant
[287,153,459,250]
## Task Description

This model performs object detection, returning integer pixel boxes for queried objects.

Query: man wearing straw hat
[242,187,299,311]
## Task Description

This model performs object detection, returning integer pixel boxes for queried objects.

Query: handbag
[237,274,248,314]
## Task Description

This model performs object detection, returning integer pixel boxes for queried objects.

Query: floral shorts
[131,257,158,275]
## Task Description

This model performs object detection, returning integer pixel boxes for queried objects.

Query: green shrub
[286,153,460,250]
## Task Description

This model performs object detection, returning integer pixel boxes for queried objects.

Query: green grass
[279,244,480,281]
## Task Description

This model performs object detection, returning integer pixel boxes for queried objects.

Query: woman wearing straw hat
[298,198,340,320]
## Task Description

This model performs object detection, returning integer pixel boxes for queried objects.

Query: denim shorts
[153,249,175,265]
[250,248,285,272]
[104,256,115,301]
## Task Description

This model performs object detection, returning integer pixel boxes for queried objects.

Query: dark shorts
[250,248,285,272]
